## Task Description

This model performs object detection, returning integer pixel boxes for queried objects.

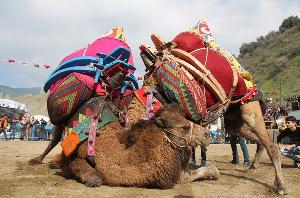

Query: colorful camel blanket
[45,28,139,125]
[60,96,119,157]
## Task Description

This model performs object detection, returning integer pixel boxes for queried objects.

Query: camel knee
[202,166,220,180]
[267,144,281,158]
[208,166,220,180]
[242,112,257,128]
[81,169,103,187]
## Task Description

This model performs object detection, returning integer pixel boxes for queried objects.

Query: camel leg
[231,124,265,169]
[240,101,287,194]
[66,157,103,187]
[177,166,220,184]
[250,142,264,169]
[28,125,64,165]
[225,110,264,169]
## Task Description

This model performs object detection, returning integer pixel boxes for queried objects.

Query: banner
[0,57,51,69]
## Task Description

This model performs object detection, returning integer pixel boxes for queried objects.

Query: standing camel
[138,32,288,194]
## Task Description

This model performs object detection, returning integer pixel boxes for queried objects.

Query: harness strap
[86,98,105,166]
[231,85,257,104]
[171,48,227,104]
[173,56,226,104]
[161,122,193,150]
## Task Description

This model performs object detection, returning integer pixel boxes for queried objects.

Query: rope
[161,122,193,150]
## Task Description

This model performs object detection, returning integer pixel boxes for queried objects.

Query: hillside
[0,85,41,98]
[237,16,300,100]
[0,85,48,116]
[13,93,48,116]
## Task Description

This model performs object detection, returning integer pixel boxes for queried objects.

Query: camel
[59,103,220,188]
[138,33,288,194]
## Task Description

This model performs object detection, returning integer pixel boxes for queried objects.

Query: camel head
[152,103,207,149]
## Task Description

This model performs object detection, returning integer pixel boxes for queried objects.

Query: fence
[0,123,54,140]
[1,124,280,143]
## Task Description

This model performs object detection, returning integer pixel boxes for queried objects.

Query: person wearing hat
[277,116,300,168]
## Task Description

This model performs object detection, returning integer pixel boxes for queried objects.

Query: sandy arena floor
[0,140,299,198]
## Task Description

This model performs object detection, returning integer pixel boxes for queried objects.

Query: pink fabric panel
[85,37,134,67]
[57,37,135,74]
[59,48,86,65]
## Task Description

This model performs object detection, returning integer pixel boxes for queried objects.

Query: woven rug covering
[47,73,93,125]
[154,61,206,122]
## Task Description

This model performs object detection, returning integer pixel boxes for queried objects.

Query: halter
[161,122,194,150]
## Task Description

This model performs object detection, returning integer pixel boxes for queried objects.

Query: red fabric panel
[191,49,233,107]
[172,32,206,53]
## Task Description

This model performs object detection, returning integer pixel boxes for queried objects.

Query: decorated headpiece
[190,18,217,48]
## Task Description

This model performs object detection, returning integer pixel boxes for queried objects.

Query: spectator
[190,145,207,167]
[45,120,54,140]
[215,127,225,143]
[30,117,38,140]
[10,117,18,140]
[277,116,300,168]
[229,135,251,167]
[40,118,47,126]
[19,115,28,140]
[0,114,9,140]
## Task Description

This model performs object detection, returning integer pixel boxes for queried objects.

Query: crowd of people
[0,114,54,141]
[190,115,300,169]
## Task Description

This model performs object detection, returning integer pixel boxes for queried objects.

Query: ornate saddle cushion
[47,73,96,125]
[46,28,139,125]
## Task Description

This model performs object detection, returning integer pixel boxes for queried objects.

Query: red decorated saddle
[140,31,254,124]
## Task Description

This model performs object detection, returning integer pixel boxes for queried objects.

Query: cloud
[0,0,299,88]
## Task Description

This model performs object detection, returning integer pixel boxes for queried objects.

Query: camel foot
[81,169,103,187]
[205,166,220,180]
[28,157,43,166]
[270,180,289,195]
[48,155,62,169]
[249,162,260,169]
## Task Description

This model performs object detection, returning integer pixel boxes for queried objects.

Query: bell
[140,52,156,72]
[108,70,127,89]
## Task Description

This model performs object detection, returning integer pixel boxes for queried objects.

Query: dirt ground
[0,140,299,198]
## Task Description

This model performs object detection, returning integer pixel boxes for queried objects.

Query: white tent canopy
[0,99,28,119]
[0,99,28,111]
[32,115,50,122]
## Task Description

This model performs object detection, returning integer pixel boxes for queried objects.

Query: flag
[102,27,125,42]
[137,77,143,81]
[8,59,15,63]
[1,57,50,70]
[190,18,217,48]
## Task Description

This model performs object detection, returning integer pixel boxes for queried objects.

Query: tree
[239,42,258,56]
[279,15,300,33]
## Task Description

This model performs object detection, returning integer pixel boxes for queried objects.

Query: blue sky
[0,0,299,88]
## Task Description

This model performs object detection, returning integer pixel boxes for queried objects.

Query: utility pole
[279,80,282,106]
